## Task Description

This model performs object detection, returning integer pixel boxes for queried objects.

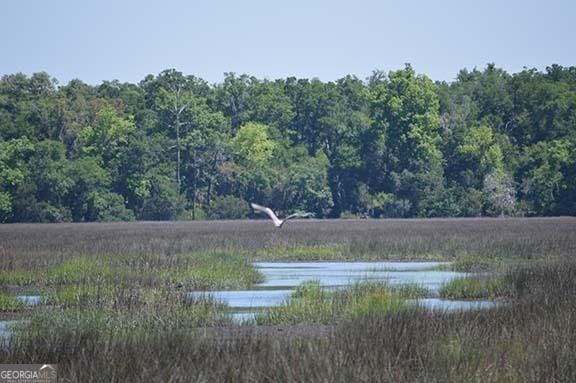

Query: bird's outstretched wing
[280,212,315,227]
[250,203,283,227]
[284,212,314,220]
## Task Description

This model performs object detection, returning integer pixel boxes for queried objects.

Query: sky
[1,0,574,85]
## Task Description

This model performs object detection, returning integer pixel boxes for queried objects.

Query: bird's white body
[250,203,313,228]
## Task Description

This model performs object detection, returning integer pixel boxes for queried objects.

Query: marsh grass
[1,218,576,382]
[0,256,132,287]
[47,285,117,308]
[348,287,408,318]
[0,251,262,291]
[0,292,25,312]
[163,251,263,290]
[2,218,575,270]
[10,266,238,351]
[446,255,504,272]
[4,261,576,382]
[439,275,515,299]
[256,281,427,325]
[390,283,430,299]
[0,241,259,363]
[30,298,229,334]
[12,286,231,349]
[252,245,346,260]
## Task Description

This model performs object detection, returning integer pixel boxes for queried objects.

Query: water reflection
[254,261,463,291]
[199,289,294,308]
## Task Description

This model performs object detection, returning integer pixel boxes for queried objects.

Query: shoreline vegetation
[1,218,576,381]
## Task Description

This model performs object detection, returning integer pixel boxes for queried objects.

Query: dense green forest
[0,64,574,222]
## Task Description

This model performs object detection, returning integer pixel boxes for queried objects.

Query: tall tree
[368,65,446,216]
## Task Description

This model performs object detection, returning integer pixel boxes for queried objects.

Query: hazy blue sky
[1,0,574,85]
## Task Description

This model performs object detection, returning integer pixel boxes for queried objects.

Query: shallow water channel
[190,261,497,322]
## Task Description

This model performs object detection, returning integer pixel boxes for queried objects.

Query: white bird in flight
[250,203,314,228]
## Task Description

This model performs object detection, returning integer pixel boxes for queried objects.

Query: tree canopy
[0,64,575,222]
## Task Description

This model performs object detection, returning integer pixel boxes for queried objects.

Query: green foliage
[231,122,277,167]
[207,195,250,220]
[273,146,334,216]
[64,157,114,221]
[458,125,504,175]
[0,192,11,222]
[79,105,135,164]
[0,137,34,188]
[367,65,446,216]
[140,172,185,220]
[518,139,575,215]
[86,190,134,221]
[0,64,575,222]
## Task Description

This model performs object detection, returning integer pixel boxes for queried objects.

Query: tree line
[0,64,574,222]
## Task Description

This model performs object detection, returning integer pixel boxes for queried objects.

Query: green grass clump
[439,275,514,299]
[0,256,123,287]
[0,270,37,286]
[291,280,327,299]
[346,287,407,317]
[0,292,26,312]
[253,245,345,261]
[258,281,337,324]
[46,285,116,308]
[166,251,263,290]
[256,281,422,325]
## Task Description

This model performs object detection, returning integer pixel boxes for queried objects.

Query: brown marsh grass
[1,217,575,270]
